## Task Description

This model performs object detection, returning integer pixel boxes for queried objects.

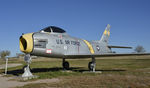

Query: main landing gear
[62,57,96,72]
[88,57,96,72]
[62,58,70,70]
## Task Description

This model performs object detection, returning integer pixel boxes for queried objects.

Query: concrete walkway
[0,74,59,88]
[0,64,22,69]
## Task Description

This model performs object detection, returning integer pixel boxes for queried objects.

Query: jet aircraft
[20,24,150,74]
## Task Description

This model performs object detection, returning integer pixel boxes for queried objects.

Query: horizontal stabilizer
[108,45,132,49]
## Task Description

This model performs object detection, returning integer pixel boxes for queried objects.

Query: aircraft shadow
[5,67,82,76]
[5,67,126,76]
[31,67,83,73]
[6,69,23,76]
[75,69,126,72]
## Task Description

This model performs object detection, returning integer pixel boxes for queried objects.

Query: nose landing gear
[22,54,33,78]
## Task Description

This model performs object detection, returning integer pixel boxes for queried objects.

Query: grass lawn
[0,56,150,88]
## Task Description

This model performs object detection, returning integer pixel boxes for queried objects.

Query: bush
[134,45,146,53]
[0,50,11,59]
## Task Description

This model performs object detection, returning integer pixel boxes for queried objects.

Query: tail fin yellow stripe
[107,30,110,36]
[103,24,110,36]
[83,40,95,54]
[104,30,108,35]
[104,29,110,36]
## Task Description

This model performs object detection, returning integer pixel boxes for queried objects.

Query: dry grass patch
[1,55,150,88]
[18,74,150,88]
[49,74,150,88]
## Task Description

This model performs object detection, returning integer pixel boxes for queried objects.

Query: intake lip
[19,33,34,53]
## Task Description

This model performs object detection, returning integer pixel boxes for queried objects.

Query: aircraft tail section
[100,24,110,44]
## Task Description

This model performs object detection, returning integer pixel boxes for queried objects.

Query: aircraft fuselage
[20,32,111,58]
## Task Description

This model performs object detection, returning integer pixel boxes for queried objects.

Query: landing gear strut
[22,54,33,77]
[62,58,70,70]
[88,57,96,72]
[23,65,31,72]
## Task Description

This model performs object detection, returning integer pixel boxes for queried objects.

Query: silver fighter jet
[19,24,150,72]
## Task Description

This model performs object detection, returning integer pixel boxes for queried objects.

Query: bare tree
[134,45,146,53]
[0,50,11,59]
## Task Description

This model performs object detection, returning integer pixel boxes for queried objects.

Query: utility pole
[5,57,8,75]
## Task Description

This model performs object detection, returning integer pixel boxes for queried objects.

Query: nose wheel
[62,58,70,70]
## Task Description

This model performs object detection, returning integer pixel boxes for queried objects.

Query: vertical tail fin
[100,24,111,44]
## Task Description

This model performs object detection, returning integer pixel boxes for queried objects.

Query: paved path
[0,64,22,69]
[0,74,59,88]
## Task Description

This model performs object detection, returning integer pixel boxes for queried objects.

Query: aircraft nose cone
[19,33,33,53]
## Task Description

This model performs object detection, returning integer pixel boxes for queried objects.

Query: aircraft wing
[108,45,132,49]
[64,53,150,59]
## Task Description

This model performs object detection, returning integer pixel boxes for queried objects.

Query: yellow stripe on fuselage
[83,40,95,54]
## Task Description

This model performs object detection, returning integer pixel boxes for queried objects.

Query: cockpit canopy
[40,26,66,33]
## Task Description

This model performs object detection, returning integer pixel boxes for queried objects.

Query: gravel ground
[0,74,59,88]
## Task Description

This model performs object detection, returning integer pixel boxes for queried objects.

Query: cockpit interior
[40,26,66,33]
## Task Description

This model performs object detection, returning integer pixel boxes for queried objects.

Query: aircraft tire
[88,62,94,71]
[63,61,69,70]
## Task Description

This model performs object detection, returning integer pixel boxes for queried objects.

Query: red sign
[46,49,52,54]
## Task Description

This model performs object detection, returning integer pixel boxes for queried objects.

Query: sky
[0,0,150,56]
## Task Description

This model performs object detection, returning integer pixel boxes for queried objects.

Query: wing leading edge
[64,53,150,59]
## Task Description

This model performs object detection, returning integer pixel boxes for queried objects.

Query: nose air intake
[19,33,33,53]
[20,36,27,50]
